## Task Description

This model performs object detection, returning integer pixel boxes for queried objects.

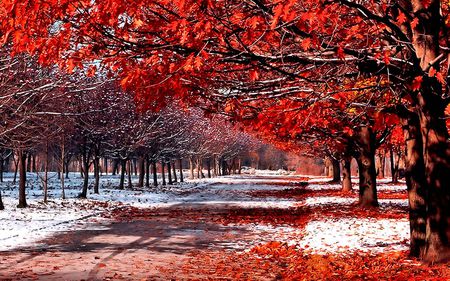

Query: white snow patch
[298,218,409,254]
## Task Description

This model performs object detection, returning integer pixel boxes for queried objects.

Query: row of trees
[0,53,259,210]
[1,0,449,262]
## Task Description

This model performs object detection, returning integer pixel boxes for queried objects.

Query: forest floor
[0,172,449,280]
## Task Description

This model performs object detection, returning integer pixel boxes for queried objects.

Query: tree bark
[12,153,18,184]
[400,113,427,258]
[330,158,341,183]
[189,157,194,179]
[172,161,177,183]
[341,158,352,192]
[43,142,49,203]
[207,158,211,178]
[93,156,100,194]
[145,156,150,188]
[127,160,132,189]
[0,154,4,183]
[17,150,27,208]
[179,159,184,182]
[152,161,158,186]
[138,156,145,188]
[161,161,166,185]
[354,126,378,208]
[61,140,65,200]
[79,151,90,198]
[416,93,450,262]
[167,161,173,184]
[119,159,126,190]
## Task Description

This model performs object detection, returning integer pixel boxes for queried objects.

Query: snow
[298,218,409,254]
[0,171,410,255]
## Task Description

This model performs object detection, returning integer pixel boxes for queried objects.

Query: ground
[0,171,449,280]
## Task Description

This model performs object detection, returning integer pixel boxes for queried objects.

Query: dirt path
[0,175,305,280]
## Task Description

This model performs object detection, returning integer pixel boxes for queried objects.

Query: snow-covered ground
[0,171,410,255]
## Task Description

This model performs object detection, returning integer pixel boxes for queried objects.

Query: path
[0,175,307,280]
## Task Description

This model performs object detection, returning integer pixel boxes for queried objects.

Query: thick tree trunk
[179,159,184,182]
[167,161,173,184]
[341,158,352,192]
[17,150,27,208]
[354,127,378,208]
[330,158,341,183]
[417,94,450,262]
[161,162,166,185]
[119,159,126,190]
[401,114,427,258]
[408,0,450,261]
[152,161,158,186]
[138,156,145,188]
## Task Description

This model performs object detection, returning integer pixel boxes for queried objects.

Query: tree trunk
[138,156,145,188]
[27,153,32,172]
[79,151,90,198]
[0,155,3,183]
[390,149,399,183]
[17,150,27,208]
[196,158,201,179]
[133,158,138,176]
[172,161,177,183]
[354,127,378,208]
[376,151,386,179]
[179,159,184,182]
[207,158,211,178]
[93,156,100,194]
[341,158,352,192]
[145,157,150,188]
[213,156,217,177]
[127,160,132,189]
[330,158,341,183]
[400,114,427,258]
[119,159,126,190]
[416,94,450,262]
[61,140,65,200]
[0,190,4,210]
[189,157,194,179]
[161,162,166,185]
[167,161,173,184]
[43,142,49,203]
[12,153,18,184]
[152,161,158,186]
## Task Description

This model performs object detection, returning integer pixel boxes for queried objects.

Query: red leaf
[428,67,436,77]
[412,76,423,91]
